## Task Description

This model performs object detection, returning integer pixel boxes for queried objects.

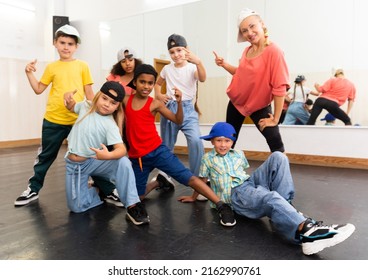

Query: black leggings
[226,101,285,152]
[307,97,351,125]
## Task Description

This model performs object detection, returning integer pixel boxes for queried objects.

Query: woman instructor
[214,8,289,152]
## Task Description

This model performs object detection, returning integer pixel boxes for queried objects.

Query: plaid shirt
[199,149,250,208]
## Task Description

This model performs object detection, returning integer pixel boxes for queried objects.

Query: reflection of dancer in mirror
[307,68,355,125]
[320,113,336,126]
[282,75,319,125]
[213,8,289,152]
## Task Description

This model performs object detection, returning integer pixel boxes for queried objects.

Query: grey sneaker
[104,189,124,207]
[126,202,150,225]
[14,187,39,206]
[300,218,356,255]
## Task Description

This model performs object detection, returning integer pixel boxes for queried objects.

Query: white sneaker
[196,194,208,201]
[300,218,355,255]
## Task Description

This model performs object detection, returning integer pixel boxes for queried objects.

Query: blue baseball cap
[200,122,237,141]
[321,113,336,122]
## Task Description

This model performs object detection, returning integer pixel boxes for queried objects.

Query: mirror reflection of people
[307,68,356,125]
[213,8,289,152]
[320,113,336,126]
[282,75,319,125]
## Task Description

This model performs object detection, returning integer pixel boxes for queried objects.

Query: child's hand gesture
[64,89,77,108]
[156,92,171,104]
[184,48,201,65]
[25,59,37,73]
[90,144,110,160]
[172,87,182,103]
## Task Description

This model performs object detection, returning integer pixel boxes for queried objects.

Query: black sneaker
[104,189,124,207]
[156,172,175,192]
[126,202,150,225]
[217,203,236,227]
[14,187,39,206]
[300,218,356,255]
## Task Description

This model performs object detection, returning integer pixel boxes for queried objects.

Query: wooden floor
[0,145,366,260]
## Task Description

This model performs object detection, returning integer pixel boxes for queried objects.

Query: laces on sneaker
[300,218,323,235]
[300,219,356,255]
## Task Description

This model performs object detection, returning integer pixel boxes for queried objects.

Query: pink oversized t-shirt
[226,43,289,116]
[318,77,356,106]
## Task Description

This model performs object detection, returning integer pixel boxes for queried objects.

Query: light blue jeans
[160,100,204,176]
[65,156,140,213]
[231,152,306,243]
[282,102,310,125]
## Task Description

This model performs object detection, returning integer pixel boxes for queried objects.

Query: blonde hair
[263,26,270,46]
[254,15,270,47]
[334,69,344,77]
[246,15,270,47]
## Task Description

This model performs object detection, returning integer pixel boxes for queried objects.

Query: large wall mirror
[99,0,368,127]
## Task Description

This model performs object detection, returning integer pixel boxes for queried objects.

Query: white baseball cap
[237,8,260,43]
[117,47,137,62]
[55,24,81,44]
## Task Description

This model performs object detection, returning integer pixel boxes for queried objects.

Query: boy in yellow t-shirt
[15,24,119,207]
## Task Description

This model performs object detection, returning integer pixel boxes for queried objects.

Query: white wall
[73,0,367,125]
[0,0,367,160]
[0,0,62,141]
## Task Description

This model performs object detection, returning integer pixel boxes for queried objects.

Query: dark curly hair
[110,58,143,76]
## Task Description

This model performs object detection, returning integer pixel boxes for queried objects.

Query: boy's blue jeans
[130,144,193,196]
[160,100,204,176]
[282,102,310,125]
[65,156,140,213]
[231,152,306,243]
